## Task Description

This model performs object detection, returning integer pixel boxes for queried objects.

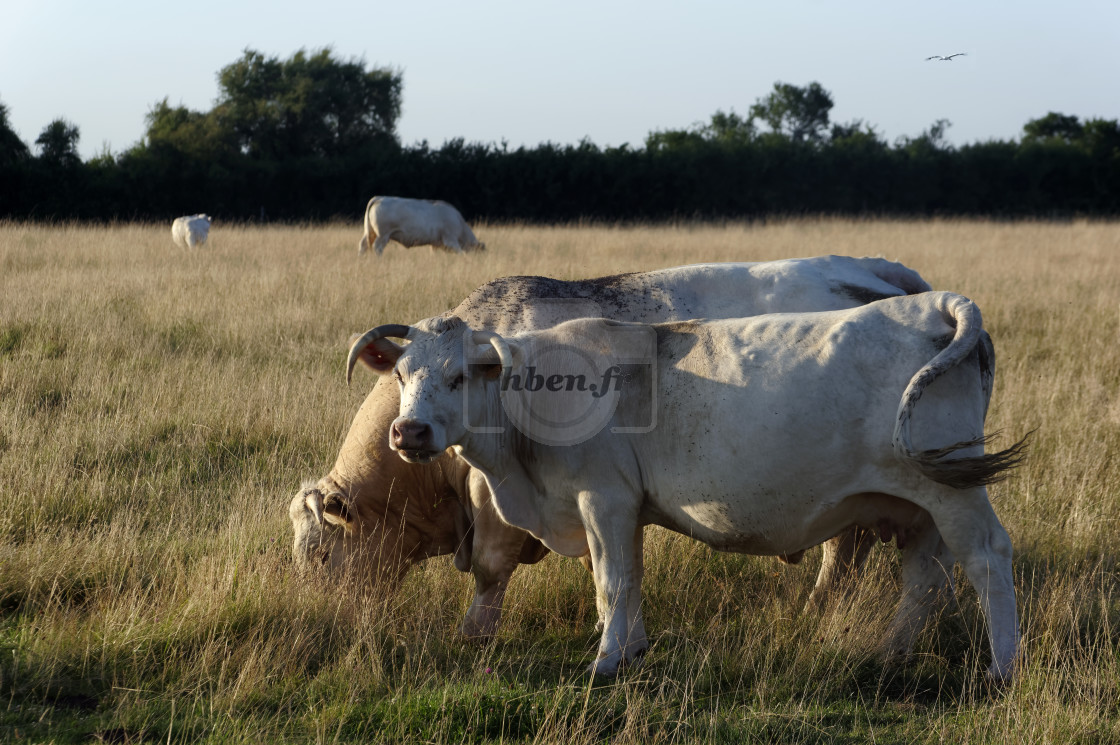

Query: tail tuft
[906,430,1032,489]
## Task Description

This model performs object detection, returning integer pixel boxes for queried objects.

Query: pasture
[1,219,1118,743]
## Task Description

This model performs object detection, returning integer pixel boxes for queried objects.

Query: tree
[1080,118,1120,155]
[749,82,834,144]
[897,119,954,153]
[213,48,403,159]
[142,98,235,160]
[0,100,30,167]
[829,119,882,145]
[645,109,756,152]
[1022,112,1083,144]
[0,100,31,216]
[644,127,705,151]
[35,118,81,167]
[696,109,756,145]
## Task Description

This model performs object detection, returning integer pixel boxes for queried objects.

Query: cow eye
[449,373,464,391]
[394,368,403,384]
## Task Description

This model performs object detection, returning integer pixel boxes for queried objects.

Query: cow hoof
[802,592,826,613]
[458,621,497,642]
[985,662,1015,686]
[587,653,624,677]
[458,616,492,640]
[627,646,649,669]
[586,647,648,677]
[879,645,912,670]
[460,605,502,641]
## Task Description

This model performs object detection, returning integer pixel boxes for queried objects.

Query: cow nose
[391,418,431,450]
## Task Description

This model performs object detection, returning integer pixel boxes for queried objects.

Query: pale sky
[3,0,1118,160]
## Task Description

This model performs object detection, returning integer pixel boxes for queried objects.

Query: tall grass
[1,219,1118,743]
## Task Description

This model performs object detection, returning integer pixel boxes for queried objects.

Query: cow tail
[892,292,1029,489]
[360,197,381,254]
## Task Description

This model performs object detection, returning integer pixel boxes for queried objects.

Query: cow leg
[628,525,646,648]
[371,234,391,256]
[459,481,528,639]
[574,542,636,635]
[578,489,646,676]
[805,525,877,611]
[585,528,645,648]
[929,489,1019,681]
[882,513,955,661]
[575,552,608,632]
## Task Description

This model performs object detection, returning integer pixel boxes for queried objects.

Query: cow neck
[455,431,549,543]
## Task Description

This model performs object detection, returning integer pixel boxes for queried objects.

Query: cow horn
[472,330,513,384]
[346,324,413,384]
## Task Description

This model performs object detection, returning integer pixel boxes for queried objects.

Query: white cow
[171,214,210,249]
[358,196,484,256]
[352,292,1027,680]
[332,257,937,639]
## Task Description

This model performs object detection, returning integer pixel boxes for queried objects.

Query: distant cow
[358,197,484,256]
[366,292,1028,679]
[171,214,210,249]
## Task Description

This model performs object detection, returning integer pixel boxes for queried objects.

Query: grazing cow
[297,256,938,638]
[357,197,485,256]
[289,377,550,595]
[362,292,1027,679]
[171,214,210,249]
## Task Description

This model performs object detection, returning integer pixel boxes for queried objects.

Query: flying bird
[926,53,967,61]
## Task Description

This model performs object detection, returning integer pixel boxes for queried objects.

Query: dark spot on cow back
[831,282,900,305]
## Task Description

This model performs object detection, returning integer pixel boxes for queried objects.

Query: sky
[3,0,1118,160]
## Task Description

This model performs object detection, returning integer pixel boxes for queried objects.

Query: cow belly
[639,490,842,555]
[640,497,795,553]
[389,228,439,247]
[635,437,910,555]
[639,488,926,555]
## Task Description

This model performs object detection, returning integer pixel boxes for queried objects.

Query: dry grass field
[1,219,1118,743]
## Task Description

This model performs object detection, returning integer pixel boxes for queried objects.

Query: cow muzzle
[390,417,439,463]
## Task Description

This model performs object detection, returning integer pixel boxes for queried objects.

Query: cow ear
[348,333,403,374]
[322,493,352,527]
[481,362,503,380]
[474,339,519,381]
[294,487,324,525]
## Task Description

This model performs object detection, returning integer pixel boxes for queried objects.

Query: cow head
[348,316,658,460]
[347,318,512,463]
[289,477,425,589]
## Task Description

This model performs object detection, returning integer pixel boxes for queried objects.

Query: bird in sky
[926,53,967,61]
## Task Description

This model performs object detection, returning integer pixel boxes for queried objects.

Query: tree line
[2,49,1118,222]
